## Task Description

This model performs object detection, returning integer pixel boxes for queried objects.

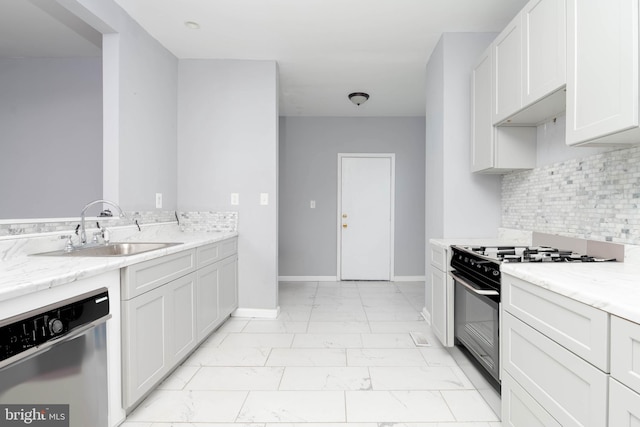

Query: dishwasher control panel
[0,288,109,363]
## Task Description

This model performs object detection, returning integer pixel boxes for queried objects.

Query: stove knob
[492,270,500,276]
[48,318,64,335]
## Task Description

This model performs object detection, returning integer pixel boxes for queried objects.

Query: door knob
[342,224,348,228]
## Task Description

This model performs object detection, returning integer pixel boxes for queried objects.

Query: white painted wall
[0,58,102,218]
[177,59,279,312]
[73,0,178,212]
[279,117,425,278]
[424,32,500,315]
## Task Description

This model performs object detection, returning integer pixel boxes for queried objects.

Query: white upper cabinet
[493,0,567,126]
[521,0,566,106]
[566,0,640,146]
[472,47,495,172]
[472,46,537,173]
[493,14,523,125]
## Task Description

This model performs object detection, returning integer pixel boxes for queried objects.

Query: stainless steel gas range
[449,245,615,391]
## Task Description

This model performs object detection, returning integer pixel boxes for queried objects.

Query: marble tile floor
[121,281,501,427]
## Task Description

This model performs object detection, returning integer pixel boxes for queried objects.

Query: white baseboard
[232,306,280,319]
[421,307,431,324]
[278,276,338,282]
[279,275,425,282]
[394,276,426,282]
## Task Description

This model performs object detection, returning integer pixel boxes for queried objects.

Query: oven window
[454,280,500,382]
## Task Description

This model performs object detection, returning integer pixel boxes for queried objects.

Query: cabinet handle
[342,224,348,228]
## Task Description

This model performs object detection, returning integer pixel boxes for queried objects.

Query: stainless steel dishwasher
[0,288,110,427]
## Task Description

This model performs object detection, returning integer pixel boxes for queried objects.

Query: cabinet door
[521,0,566,106]
[611,315,640,393]
[430,267,453,347]
[219,255,238,319]
[122,285,169,408]
[471,46,494,172]
[566,0,639,145]
[493,14,523,124]
[609,378,640,427]
[167,272,197,364]
[196,262,221,341]
[502,312,608,427]
[502,371,561,427]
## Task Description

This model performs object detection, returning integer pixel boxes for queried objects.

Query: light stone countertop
[0,225,237,303]
[502,262,640,324]
[431,235,640,324]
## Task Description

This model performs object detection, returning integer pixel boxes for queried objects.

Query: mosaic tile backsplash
[178,211,238,232]
[0,211,237,237]
[502,145,640,245]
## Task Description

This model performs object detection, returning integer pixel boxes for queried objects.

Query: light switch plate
[310,200,316,209]
[231,193,239,205]
[155,193,162,209]
[260,193,269,205]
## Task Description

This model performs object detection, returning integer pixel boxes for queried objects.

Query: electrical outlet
[155,193,162,209]
[231,193,239,205]
[310,200,316,209]
[260,193,269,205]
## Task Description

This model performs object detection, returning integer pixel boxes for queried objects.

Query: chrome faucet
[80,199,127,245]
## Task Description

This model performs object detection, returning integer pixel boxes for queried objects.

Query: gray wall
[0,58,102,218]
[177,59,279,312]
[76,0,178,212]
[279,116,425,278]
[425,33,501,315]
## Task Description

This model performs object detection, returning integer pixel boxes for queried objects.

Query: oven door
[451,271,500,386]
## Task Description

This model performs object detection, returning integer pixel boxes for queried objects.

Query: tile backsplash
[502,145,640,245]
[0,210,238,238]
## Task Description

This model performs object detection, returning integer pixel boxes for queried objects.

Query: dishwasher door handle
[0,314,111,371]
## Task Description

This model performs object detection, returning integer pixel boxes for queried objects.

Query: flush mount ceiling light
[348,92,369,106]
[184,21,201,30]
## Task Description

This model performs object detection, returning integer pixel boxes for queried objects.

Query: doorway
[337,153,395,280]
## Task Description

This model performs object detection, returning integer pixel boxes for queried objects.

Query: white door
[339,154,393,280]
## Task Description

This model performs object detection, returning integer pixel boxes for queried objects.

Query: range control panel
[0,289,109,363]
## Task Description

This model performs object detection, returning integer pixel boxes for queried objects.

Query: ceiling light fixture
[184,21,201,30]
[348,92,369,106]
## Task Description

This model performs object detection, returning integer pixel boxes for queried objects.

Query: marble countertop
[502,262,640,324]
[0,226,237,303]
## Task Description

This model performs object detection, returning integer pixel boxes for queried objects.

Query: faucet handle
[60,235,75,252]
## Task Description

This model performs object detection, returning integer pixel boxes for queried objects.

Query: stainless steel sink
[34,242,182,257]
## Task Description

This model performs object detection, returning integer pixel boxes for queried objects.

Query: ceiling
[1,0,528,116]
[113,0,527,116]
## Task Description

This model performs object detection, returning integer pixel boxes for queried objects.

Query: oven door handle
[450,271,499,296]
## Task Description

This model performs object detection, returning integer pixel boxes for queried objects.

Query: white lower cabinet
[219,255,238,319]
[121,238,238,411]
[609,378,640,426]
[429,243,453,347]
[610,315,640,425]
[122,272,197,408]
[195,262,221,341]
[502,371,561,427]
[502,312,608,427]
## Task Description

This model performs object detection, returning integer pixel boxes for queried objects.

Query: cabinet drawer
[121,249,196,300]
[609,378,640,427]
[502,312,608,427]
[429,243,448,271]
[611,315,640,393]
[502,371,561,427]
[503,274,609,371]
[197,237,238,268]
